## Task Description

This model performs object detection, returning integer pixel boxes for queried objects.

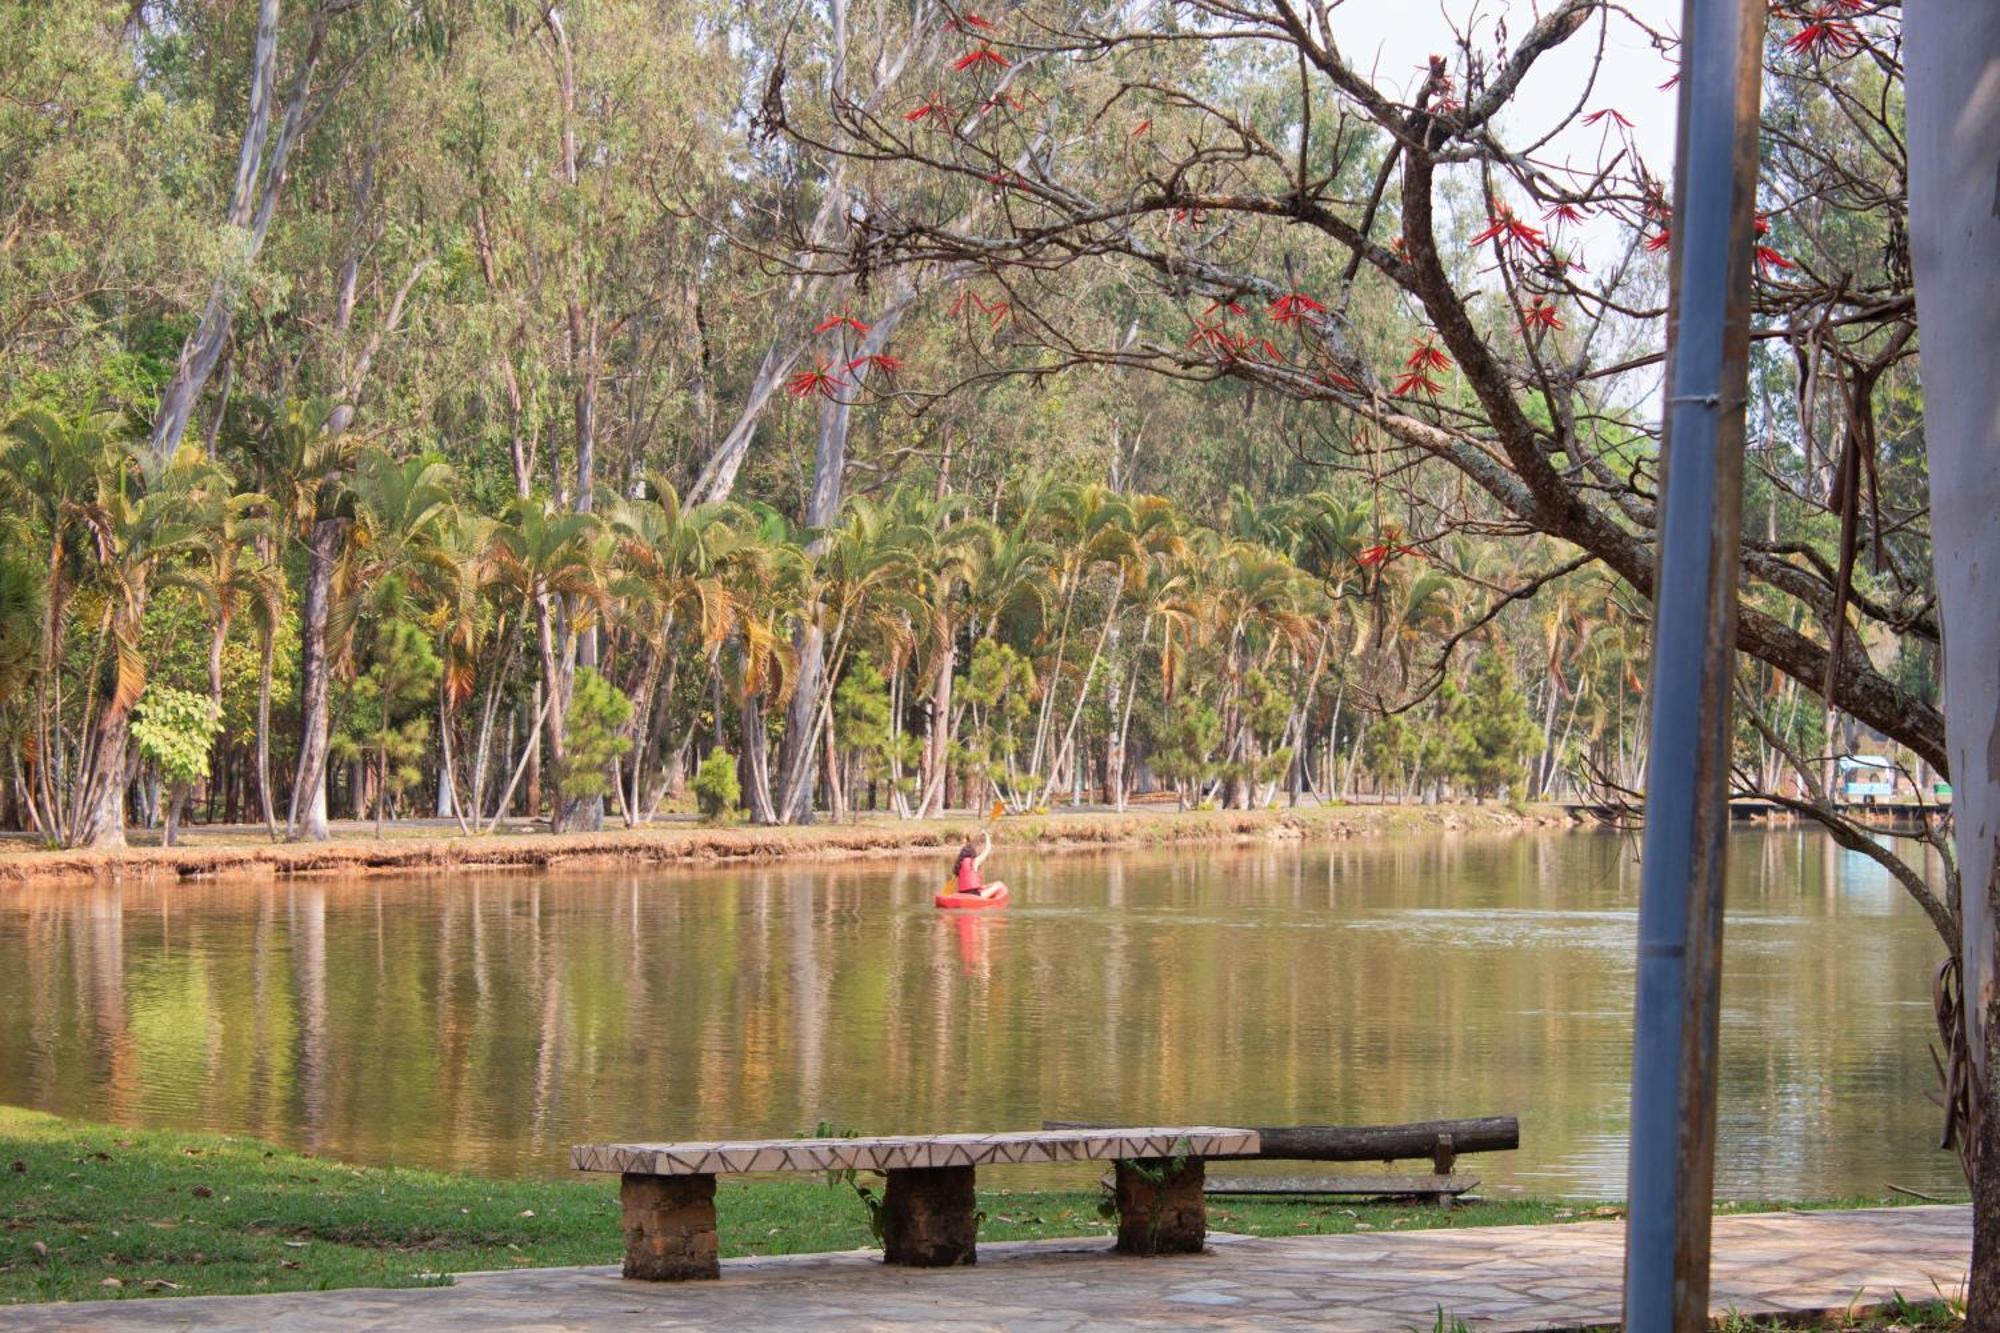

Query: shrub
[692,749,740,822]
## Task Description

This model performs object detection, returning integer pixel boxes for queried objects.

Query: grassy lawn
[0,1106,1959,1308]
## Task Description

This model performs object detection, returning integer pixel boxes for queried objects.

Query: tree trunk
[1907,5,2000,1315]
[741,691,778,825]
[917,644,955,817]
[151,0,325,461]
[286,518,340,841]
[71,703,132,849]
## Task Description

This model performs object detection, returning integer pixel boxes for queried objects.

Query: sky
[1325,0,1683,181]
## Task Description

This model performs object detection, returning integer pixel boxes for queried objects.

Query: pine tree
[1446,652,1539,801]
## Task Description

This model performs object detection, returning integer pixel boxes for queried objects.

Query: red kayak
[935,883,1009,910]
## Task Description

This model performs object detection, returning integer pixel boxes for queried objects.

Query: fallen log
[1043,1116,1519,1166]
[1204,1172,1480,1199]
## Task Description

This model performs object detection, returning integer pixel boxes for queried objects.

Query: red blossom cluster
[812,309,871,335]
[904,94,954,126]
[1359,526,1420,568]
[793,306,910,398]
[848,353,904,375]
[1784,14,1860,58]
[1582,107,1633,128]
[1188,324,1281,362]
[1468,207,1546,255]
[952,45,1009,71]
[1392,337,1453,397]
[1268,291,1326,325]
[1541,202,1589,228]
[1521,297,1564,332]
[787,358,847,401]
[948,289,1011,326]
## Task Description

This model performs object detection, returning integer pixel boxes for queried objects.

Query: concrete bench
[572,1126,1259,1280]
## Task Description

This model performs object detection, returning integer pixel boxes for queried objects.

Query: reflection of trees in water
[0,834,1959,1196]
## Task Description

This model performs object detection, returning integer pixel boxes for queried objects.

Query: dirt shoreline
[0,803,1577,887]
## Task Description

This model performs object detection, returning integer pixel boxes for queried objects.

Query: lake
[0,828,1961,1199]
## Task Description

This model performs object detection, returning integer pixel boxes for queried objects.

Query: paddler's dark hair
[955,840,978,866]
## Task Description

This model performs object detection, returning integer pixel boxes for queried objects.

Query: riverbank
[0,801,1576,888]
[0,1108,1933,1307]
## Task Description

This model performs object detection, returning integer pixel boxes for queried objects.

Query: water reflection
[0,829,1960,1198]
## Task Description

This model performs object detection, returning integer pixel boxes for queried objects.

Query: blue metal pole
[1623,1,1768,1329]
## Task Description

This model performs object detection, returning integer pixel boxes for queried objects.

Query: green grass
[0,1106,1962,1307]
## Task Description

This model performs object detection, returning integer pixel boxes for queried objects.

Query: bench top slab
[572,1127,1259,1177]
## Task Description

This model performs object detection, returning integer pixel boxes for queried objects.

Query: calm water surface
[0,829,1960,1198]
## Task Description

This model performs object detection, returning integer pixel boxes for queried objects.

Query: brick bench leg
[882,1165,977,1266]
[1114,1157,1207,1255]
[621,1172,719,1280]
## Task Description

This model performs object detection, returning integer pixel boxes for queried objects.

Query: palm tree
[487,498,606,831]
[65,445,225,846]
[162,487,283,831]
[0,409,122,836]
[709,504,807,825]
[606,481,735,824]
[1028,482,1138,804]
[233,397,362,842]
[422,511,500,828]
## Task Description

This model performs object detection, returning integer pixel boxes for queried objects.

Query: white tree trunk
[1907,4,2000,1313]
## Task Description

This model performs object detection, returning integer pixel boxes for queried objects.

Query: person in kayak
[952,830,1008,899]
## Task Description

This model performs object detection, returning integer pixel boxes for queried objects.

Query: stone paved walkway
[4,1205,1968,1331]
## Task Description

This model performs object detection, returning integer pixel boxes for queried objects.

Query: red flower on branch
[1359,541,1420,567]
[1316,368,1360,393]
[1392,369,1446,398]
[946,12,996,32]
[1644,228,1672,253]
[904,94,955,125]
[1582,108,1634,128]
[948,290,1012,326]
[1171,207,1207,227]
[1201,298,1247,319]
[787,360,848,400]
[1521,297,1564,332]
[1541,202,1589,228]
[813,309,871,336]
[1754,213,1772,236]
[953,45,1011,71]
[984,170,1029,192]
[847,353,905,375]
[1188,323,1237,353]
[1658,73,1681,90]
[1755,246,1796,273]
[980,93,1026,114]
[1268,291,1326,325]
[1404,336,1453,374]
[1785,17,1859,57]
[1131,119,1152,136]
[1468,208,1546,255]
[1359,527,1420,566]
